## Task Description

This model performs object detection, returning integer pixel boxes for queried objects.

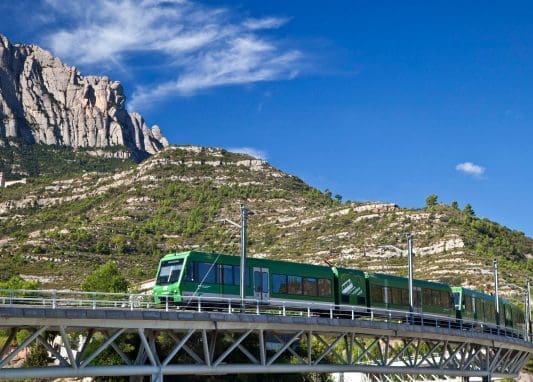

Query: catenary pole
[407,234,414,312]
[494,259,500,327]
[240,204,248,310]
[525,280,531,341]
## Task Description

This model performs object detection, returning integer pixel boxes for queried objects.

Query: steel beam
[0,306,531,380]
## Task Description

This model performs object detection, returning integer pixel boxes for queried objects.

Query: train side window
[303,278,318,296]
[371,286,384,304]
[440,291,450,307]
[288,275,302,295]
[233,266,240,285]
[391,288,401,305]
[223,265,234,285]
[465,296,472,312]
[414,289,421,308]
[401,289,409,305]
[198,262,217,284]
[423,289,432,306]
[272,274,287,293]
[318,278,332,297]
[432,290,441,306]
[185,261,196,282]
[475,299,483,317]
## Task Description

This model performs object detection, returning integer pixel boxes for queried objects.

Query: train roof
[452,286,515,305]
[160,251,333,276]
[366,272,451,290]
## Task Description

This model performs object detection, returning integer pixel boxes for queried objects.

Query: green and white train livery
[153,251,525,335]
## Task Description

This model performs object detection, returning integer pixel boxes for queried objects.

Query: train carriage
[153,250,525,336]
[502,298,526,334]
[153,251,336,308]
[453,287,525,337]
[366,273,454,318]
[453,287,496,324]
[335,267,367,307]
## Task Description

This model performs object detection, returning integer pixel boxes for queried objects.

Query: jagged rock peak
[0,33,168,161]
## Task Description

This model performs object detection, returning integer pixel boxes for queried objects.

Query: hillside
[0,145,531,302]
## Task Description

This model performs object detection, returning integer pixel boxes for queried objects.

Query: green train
[153,251,525,335]
[453,287,526,333]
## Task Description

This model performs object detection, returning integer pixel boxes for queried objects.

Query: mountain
[0,34,168,162]
[0,145,531,302]
[0,34,531,303]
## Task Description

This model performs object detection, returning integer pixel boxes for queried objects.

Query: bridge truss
[0,306,531,381]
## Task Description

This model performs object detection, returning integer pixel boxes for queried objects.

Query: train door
[253,267,270,303]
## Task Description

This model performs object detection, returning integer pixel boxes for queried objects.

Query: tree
[0,276,38,290]
[425,194,438,208]
[463,203,475,217]
[451,201,459,210]
[81,261,129,293]
[334,194,342,203]
[24,343,50,369]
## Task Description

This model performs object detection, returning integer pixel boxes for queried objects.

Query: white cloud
[227,147,267,160]
[243,17,289,30]
[40,0,300,111]
[455,162,485,177]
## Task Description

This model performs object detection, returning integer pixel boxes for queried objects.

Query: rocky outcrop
[0,34,168,161]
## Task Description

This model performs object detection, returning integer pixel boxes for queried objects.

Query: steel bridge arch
[0,306,531,381]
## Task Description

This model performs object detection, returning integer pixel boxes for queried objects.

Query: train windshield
[156,259,184,285]
[453,292,461,309]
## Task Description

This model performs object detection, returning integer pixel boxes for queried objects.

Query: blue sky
[1,1,532,237]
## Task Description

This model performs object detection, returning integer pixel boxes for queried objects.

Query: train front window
[156,259,184,285]
[453,292,460,308]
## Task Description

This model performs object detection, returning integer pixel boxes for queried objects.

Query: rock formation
[0,34,168,161]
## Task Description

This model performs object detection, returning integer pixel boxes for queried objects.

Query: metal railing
[0,288,527,341]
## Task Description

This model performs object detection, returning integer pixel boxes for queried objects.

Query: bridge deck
[0,304,531,380]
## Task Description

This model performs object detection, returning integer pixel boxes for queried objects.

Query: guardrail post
[256,301,259,315]
[92,293,96,310]
[197,298,201,312]
[282,304,286,316]
[165,299,169,312]
[130,294,133,311]
[52,290,56,309]
[352,309,355,320]
[307,305,311,318]
[228,300,232,314]
[330,307,333,319]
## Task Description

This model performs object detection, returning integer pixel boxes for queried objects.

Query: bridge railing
[0,288,525,340]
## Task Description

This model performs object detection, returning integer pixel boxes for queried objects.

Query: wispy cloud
[243,17,290,30]
[228,147,267,160]
[40,0,301,111]
[455,162,485,177]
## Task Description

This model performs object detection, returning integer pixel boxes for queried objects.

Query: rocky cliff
[0,34,168,161]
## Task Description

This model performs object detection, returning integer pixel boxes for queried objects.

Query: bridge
[0,289,531,381]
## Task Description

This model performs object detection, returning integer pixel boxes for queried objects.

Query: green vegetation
[425,194,438,208]
[0,145,530,307]
[0,140,134,180]
[0,276,38,290]
[463,203,475,217]
[81,261,129,293]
